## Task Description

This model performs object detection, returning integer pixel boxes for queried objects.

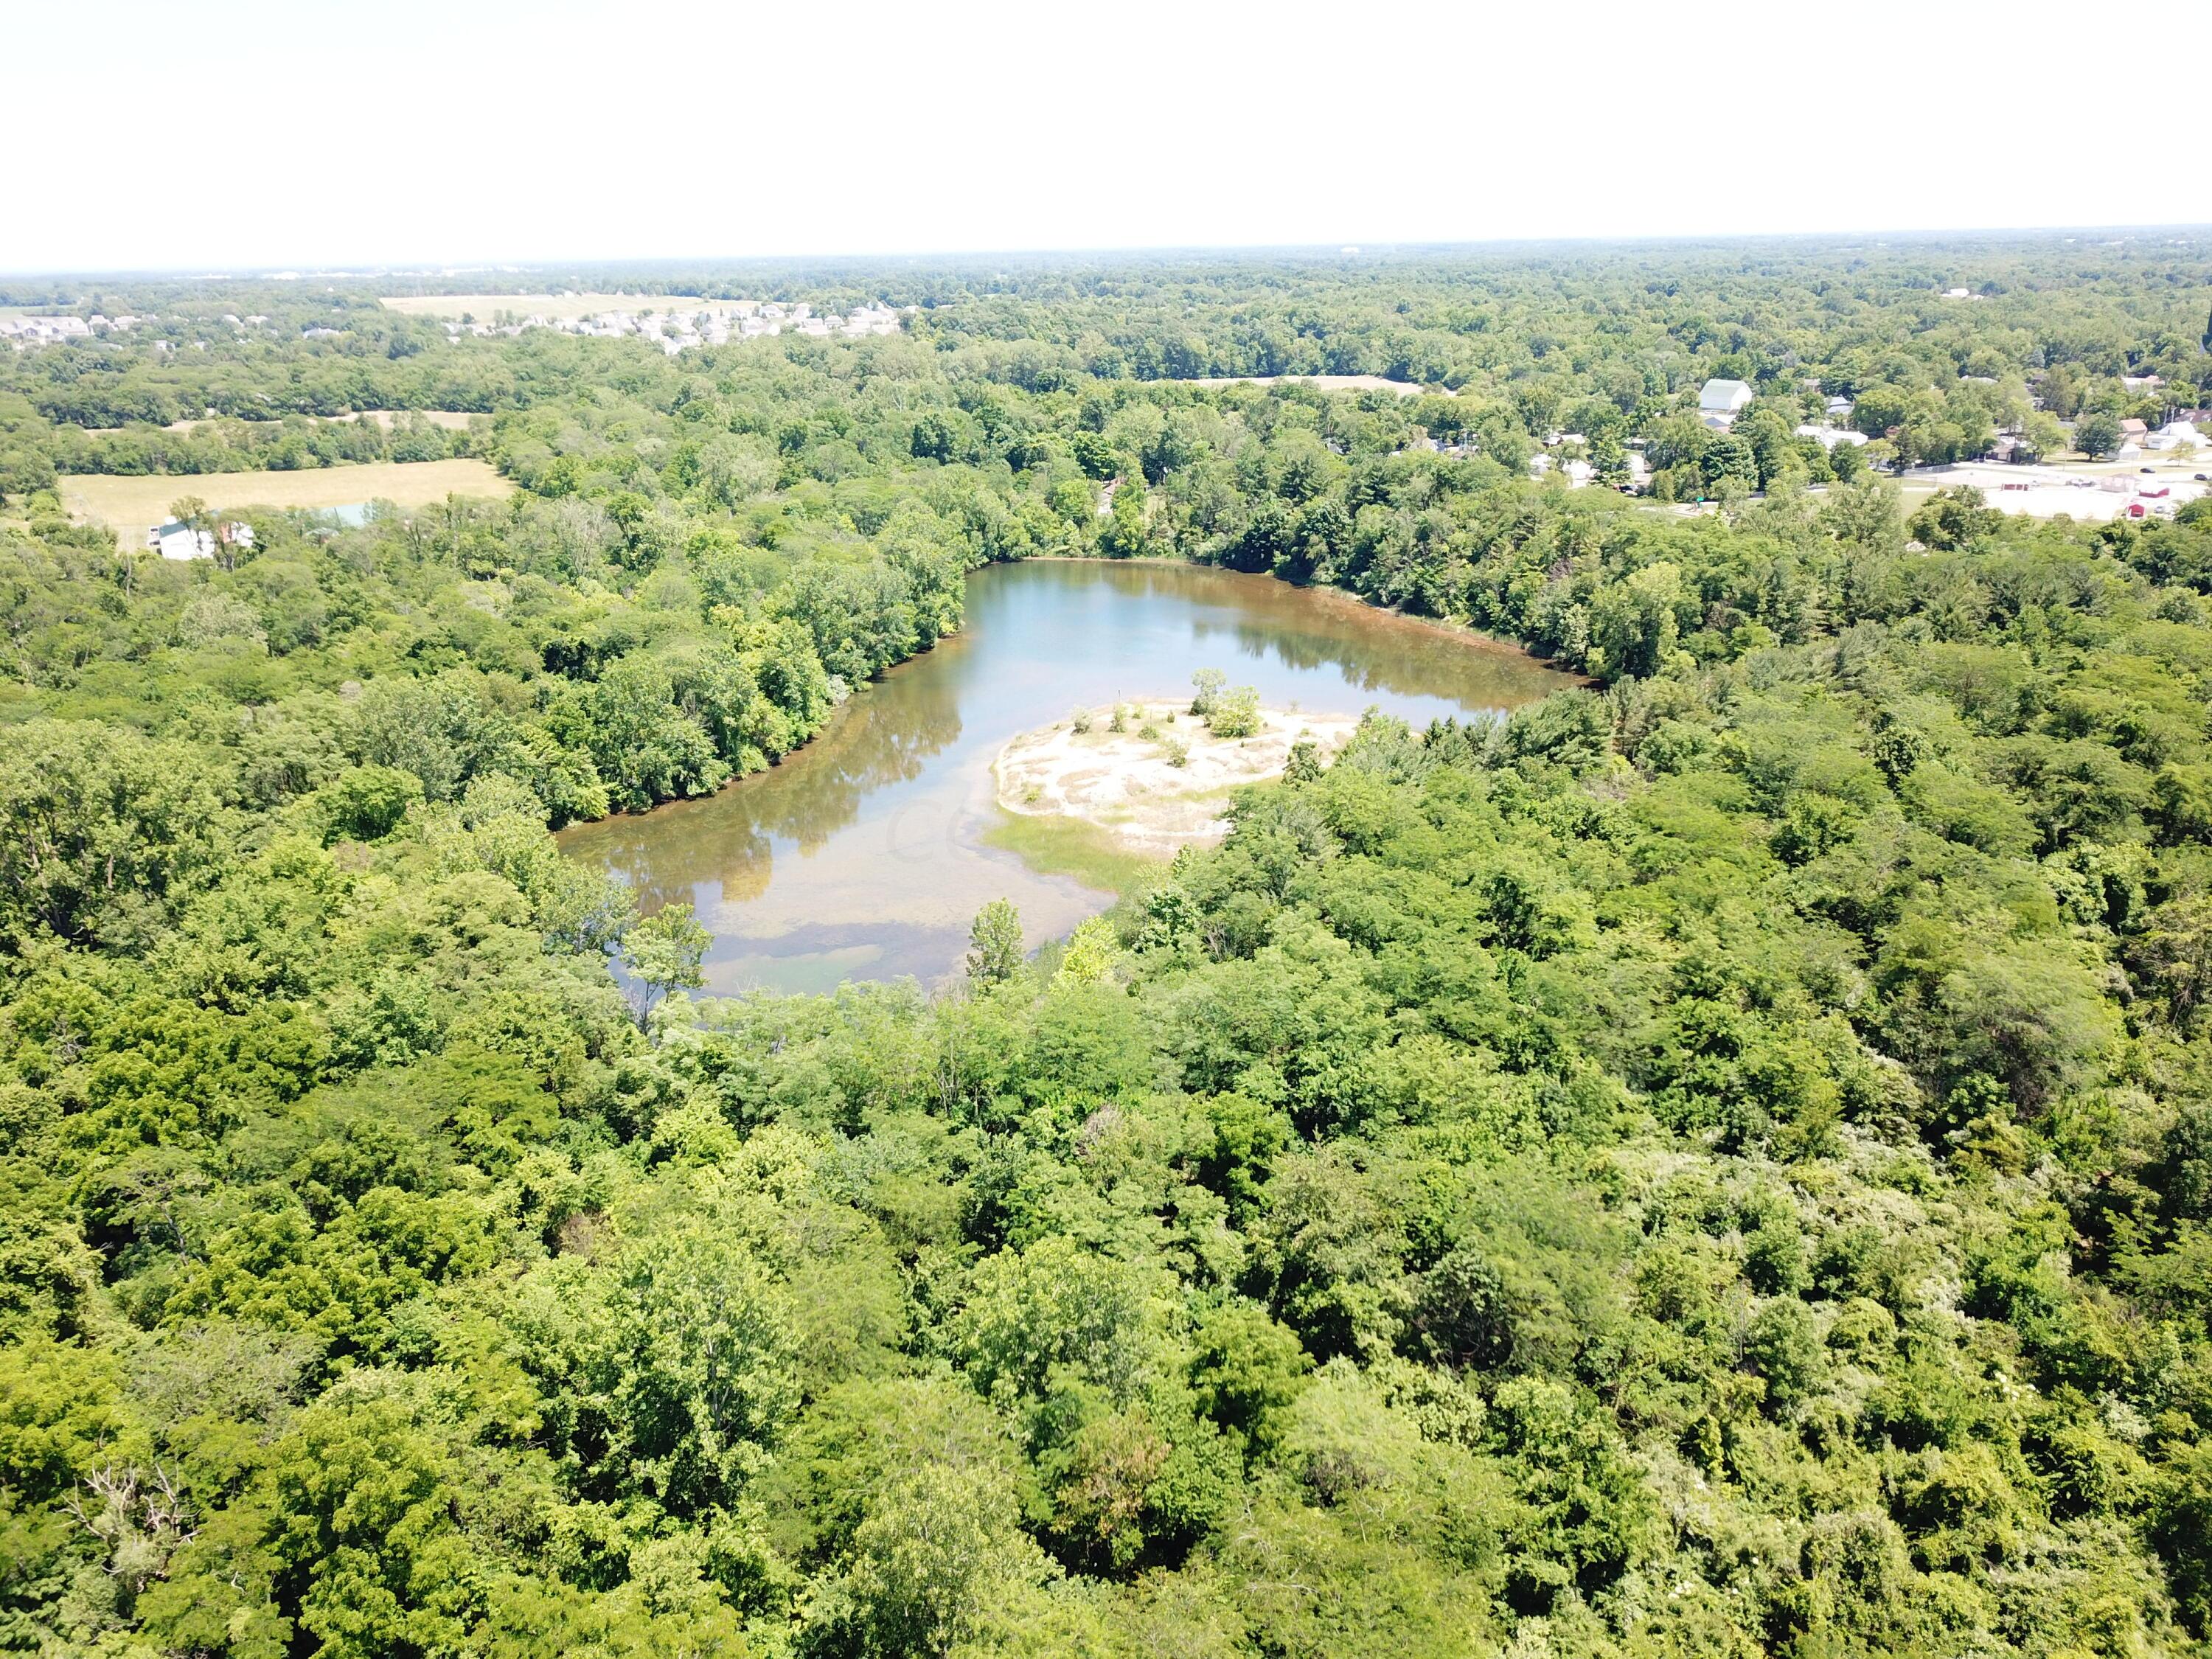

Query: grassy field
[982,808,1170,899]
[380,293,734,321]
[62,458,512,530]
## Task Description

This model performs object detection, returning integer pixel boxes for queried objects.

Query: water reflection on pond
[557,561,1575,995]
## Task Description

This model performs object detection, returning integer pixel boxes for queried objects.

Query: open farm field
[61,457,512,528]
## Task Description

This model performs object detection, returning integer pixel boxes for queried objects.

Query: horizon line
[7,223,2212,285]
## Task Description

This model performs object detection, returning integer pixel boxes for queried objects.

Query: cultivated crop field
[62,457,512,529]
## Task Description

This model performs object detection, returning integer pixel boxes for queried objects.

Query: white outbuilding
[1697,378,1754,429]
[149,520,213,560]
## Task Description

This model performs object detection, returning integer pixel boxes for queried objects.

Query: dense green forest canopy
[7,234,2211,484]
[7,234,2212,1659]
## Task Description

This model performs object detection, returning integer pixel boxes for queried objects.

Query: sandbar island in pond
[995,700,1359,855]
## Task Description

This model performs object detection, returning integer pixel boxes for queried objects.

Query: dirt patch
[995,701,1359,855]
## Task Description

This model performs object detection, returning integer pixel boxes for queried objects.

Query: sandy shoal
[995,700,1357,853]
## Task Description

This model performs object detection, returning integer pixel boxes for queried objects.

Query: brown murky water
[557,561,1573,994]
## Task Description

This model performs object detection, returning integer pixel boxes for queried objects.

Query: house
[148,520,214,560]
[2147,420,2204,451]
[1825,395,1854,419]
[2122,375,2164,392]
[0,314,92,345]
[2119,419,2149,445]
[1795,423,1868,448]
[1697,378,1753,429]
[1944,287,1972,299]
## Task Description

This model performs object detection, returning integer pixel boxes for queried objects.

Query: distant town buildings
[1,313,146,349]
[0,313,134,347]
[1,314,91,344]
[437,298,907,355]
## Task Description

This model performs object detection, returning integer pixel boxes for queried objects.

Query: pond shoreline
[563,557,1574,830]
[1017,554,1585,681]
[557,558,1577,991]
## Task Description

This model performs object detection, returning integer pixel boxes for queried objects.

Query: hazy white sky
[4,0,2195,274]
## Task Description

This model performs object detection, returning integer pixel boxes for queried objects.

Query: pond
[557,560,1576,995]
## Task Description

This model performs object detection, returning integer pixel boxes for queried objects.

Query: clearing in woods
[62,458,513,530]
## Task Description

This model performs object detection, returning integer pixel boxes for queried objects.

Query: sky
[3,0,2197,275]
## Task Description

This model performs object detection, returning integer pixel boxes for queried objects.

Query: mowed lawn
[63,459,513,531]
